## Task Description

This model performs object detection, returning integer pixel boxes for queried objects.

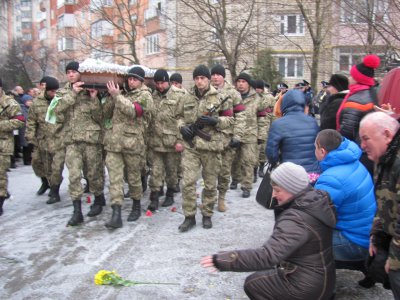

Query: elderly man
[360,111,400,297]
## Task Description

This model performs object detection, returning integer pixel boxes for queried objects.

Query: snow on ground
[0,162,393,299]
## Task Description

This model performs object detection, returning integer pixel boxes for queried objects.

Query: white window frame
[57,37,74,51]
[278,56,304,78]
[339,0,389,24]
[91,20,113,39]
[280,15,304,36]
[146,34,160,55]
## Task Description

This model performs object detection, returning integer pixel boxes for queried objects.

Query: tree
[251,49,282,88]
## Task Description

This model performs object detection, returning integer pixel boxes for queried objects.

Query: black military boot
[162,188,174,207]
[87,193,105,217]
[67,200,84,226]
[253,167,258,183]
[258,163,265,178]
[105,205,122,229]
[37,177,50,195]
[127,199,141,222]
[46,185,61,204]
[147,191,159,212]
[0,196,5,216]
[242,188,250,198]
[229,179,238,190]
[179,216,196,232]
[202,216,212,229]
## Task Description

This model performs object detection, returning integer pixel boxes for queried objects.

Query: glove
[229,138,241,148]
[257,139,264,145]
[198,115,219,126]
[180,125,194,140]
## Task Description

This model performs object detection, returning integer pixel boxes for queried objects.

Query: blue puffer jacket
[266,89,320,173]
[315,138,376,249]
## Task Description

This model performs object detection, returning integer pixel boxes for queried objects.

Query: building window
[118,33,124,41]
[340,0,389,24]
[91,20,113,39]
[57,14,75,28]
[39,28,47,40]
[22,33,32,41]
[58,38,74,51]
[21,11,32,19]
[278,57,304,78]
[146,34,160,55]
[90,0,113,9]
[21,22,32,29]
[280,15,304,36]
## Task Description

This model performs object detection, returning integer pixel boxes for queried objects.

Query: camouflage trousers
[0,155,10,197]
[217,147,236,197]
[106,151,145,205]
[65,142,104,200]
[258,141,267,165]
[149,150,180,191]
[231,143,258,190]
[182,148,221,217]
[32,146,65,186]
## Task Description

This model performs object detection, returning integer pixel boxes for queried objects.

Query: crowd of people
[0,53,399,299]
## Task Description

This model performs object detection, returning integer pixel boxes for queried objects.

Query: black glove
[229,138,241,148]
[180,125,194,140]
[198,115,219,126]
[257,139,264,145]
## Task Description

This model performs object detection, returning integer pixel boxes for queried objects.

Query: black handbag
[256,164,276,209]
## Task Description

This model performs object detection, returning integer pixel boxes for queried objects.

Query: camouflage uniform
[215,81,246,208]
[257,91,276,166]
[103,85,153,206]
[0,92,24,197]
[231,87,267,191]
[54,83,104,201]
[26,93,65,188]
[177,85,233,218]
[148,85,185,196]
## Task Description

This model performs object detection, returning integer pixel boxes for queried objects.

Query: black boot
[147,191,159,212]
[162,188,174,207]
[67,200,84,226]
[258,163,265,178]
[46,185,61,204]
[37,177,50,195]
[23,146,32,165]
[202,216,212,229]
[127,199,141,222]
[105,205,122,229]
[229,180,238,190]
[87,194,105,217]
[242,188,250,198]
[253,167,258,183]
[179,216,196,232]
[0,196,5,216]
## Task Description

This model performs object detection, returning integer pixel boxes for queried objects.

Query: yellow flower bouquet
[94,270,178,287]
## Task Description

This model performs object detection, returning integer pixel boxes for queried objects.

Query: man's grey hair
[360,111,400,133]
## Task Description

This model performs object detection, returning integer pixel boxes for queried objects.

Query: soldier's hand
[72,81,85,94]
[107,81,120,97]
[180,125,194,140]
[198,115,219,126]
[229,138,241,148]
[175,143,184,152]
[88,88,98,99]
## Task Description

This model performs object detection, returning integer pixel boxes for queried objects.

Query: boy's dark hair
[316,129,342,152]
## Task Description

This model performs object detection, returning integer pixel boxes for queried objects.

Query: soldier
[53,61,105,226]
[177,65,233,232]
[103,67,153,229]
[170,73,184,89]
[210,64,246,212]
[147,69,185,212]
[254,79,275,178]
[273,83,288,118]
[26,77,66,204]
[0,77,25,216]
[230,73,267,198]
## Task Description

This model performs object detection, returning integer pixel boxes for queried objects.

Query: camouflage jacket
[177,84,234,152]
[258,91,276,141]
[372,129,400,270]
[239,88,268,144]
[0,92,24,155]
[148,85,185,152]
[102,84,153,153]
[26,94,64,152]
[54,83,103,145]
[215,81,246,147]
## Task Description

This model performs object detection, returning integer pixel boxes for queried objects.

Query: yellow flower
[94,270,115,285]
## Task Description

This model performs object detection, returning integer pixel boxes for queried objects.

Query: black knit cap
[255,79,265,89]
[153,69,169,82]
[328,74,349,92]
[127,66,145,82]
[40,76,52,84]
[45,76,60,91]
[65,61,80,73]
[210,64,226,78]
[193,64,211,80]
[235,72,252,84]
[170,73,183,84]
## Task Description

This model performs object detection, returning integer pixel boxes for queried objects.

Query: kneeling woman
[201,162,336,300]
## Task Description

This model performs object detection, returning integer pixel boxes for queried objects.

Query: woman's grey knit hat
[270,162,309,195]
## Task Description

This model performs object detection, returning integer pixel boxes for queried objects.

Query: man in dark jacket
[266,89,320,173]
[360,111,400,298]
[201,162,336,300]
